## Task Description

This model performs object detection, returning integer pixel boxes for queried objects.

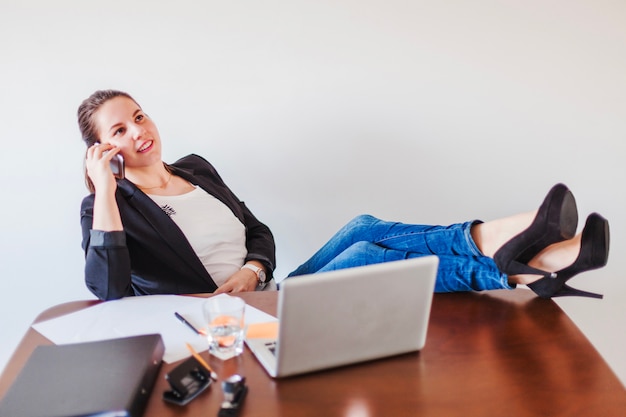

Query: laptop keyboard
[265,341,277,356]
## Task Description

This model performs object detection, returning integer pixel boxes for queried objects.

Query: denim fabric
[287,214,513,292]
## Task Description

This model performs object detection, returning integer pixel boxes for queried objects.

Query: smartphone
[109,153,125,179]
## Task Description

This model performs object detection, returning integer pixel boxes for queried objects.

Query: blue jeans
[287,214,513,292]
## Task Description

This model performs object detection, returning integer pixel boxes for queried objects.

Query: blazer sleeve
[80,194,134,300]
[241,200,276,279]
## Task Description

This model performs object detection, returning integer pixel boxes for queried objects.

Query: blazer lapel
[116,179,215,286]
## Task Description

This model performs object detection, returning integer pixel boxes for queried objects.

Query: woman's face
[94,96,162,169]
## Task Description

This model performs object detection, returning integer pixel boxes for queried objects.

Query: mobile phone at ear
[110,154,125,179]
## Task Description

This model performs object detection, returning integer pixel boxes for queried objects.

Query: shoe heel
[555,285,603,299]
[528,280,604,299]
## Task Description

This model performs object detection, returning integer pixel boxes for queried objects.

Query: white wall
[1,0,624,386]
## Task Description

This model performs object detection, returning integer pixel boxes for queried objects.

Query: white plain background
[1,0,624,387]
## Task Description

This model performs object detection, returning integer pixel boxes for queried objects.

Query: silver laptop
[246,256,439,378]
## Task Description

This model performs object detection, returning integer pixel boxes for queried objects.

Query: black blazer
[80,154,276,300]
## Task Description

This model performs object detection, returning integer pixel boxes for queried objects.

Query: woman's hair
[77,89,138,192]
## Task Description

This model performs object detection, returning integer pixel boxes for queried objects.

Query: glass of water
[203,295,246,359]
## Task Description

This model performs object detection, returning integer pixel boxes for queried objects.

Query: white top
[147,186,246,287]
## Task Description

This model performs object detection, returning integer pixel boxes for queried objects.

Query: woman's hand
[86,143,124,231]
[214,268,259,294]
[85,143,120,193]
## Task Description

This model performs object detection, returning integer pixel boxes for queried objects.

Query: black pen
[174,312,205,335]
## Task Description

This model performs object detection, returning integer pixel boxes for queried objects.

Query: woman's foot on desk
[508,213,610,299]
[492,183,578,276]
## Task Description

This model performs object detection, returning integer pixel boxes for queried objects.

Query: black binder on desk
[0,334,164,417]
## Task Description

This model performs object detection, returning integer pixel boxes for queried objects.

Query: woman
[79,90,275,300]
[79,89,609,301]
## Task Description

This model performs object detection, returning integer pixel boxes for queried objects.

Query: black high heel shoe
[527,213,609,299]
[494,183,578,277]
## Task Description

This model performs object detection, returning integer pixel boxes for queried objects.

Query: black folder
[0,334,164,417]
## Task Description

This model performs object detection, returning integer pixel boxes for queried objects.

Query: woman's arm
[215,204,276,294]
[171,154,277,277]
[213,204,275,294]
[241,201,276,277]
[80,144,132,300]
[86,143,123,231]
[80,196,134,300]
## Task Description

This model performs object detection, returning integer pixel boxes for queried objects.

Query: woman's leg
[287,183,608,296]
[469,210,537,258]
[289,240,512,292]
[288,214,483,277]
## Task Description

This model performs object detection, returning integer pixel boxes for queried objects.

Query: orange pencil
[185,343,218,380]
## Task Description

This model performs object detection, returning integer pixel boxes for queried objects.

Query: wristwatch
[241,264,268,287]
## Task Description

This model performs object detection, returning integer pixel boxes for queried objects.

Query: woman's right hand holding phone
[86,143,121,194]
[86,143,124,231]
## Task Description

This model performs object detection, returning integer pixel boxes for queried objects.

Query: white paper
[32,294,277,363]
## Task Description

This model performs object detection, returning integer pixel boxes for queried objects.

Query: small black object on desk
[162,356,212,406]
[218,374,248,417]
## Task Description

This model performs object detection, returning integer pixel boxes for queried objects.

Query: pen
[174,312,205,335]
[185,343,218,380]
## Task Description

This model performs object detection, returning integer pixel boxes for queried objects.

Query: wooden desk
[1,290,624,416]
